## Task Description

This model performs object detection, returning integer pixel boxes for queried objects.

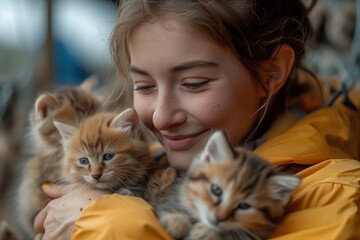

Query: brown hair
[110,0,312,142]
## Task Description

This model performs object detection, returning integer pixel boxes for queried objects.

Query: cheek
[134,96,153,129]
[183,91,226,123]
[184,182,212,215]
[186,91,255,141]
[215,85,264,144]
[234,209,270,232]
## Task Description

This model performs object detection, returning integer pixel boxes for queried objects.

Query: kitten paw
[117,188,134,196]
[186,222,219,240]
[159,213,191,239]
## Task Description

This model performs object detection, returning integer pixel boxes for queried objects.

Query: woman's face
[129,17,266,170]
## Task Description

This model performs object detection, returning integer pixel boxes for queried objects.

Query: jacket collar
[254,101,360,166]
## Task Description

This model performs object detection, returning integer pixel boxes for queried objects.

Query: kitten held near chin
[54,108,156,198]
[156,131,301,240]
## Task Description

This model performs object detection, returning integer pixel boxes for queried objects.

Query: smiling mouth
[163,130,209,151]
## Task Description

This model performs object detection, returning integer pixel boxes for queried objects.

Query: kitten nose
[91,172,102,180]
[215,212,229,223]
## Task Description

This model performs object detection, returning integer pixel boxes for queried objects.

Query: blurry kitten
[144,166,178,206]
[156,131,301,240]
[15,79,101,239]
[29,78,100,150]
[55,108,155,197]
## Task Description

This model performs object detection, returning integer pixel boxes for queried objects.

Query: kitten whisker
[233,225,263,240]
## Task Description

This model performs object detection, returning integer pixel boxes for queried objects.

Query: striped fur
[56,109,155,197]
[157,131,300,240]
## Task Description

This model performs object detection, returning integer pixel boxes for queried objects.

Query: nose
[215,210,231,224]
[91,172,102,180]
[91,166,103,180]
[152,90,186,130]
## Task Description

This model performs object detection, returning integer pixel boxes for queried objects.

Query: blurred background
[0,0,359,232]
[0,0,119,223]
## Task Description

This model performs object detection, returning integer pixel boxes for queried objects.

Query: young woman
[34,0,360,239]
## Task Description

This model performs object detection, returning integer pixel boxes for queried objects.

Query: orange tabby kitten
[157,131,301,240]
[15,79,101,239]
[55,108,155,197]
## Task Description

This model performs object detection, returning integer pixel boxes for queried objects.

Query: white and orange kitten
[55,108,155,197]
[156,131,301,240]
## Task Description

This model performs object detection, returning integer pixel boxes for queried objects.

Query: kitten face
[181,131,300,236]
[56,109,152,191]
[30,78,100,151]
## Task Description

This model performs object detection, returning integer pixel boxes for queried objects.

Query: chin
[164,130,212,170]
[167,149,199,170]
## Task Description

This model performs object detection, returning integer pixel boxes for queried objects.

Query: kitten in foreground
[55,108,155,197]
[14,79,101,240]
[156,131,301,240]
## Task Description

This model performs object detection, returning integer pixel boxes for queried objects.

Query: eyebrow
[129,60,218,76]
[171,60,218,72]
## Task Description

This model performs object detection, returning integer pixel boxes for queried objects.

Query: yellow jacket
[72,93,360,240]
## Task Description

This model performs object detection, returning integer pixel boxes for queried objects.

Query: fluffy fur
[156,131,301,240]
[55,108,155,197]
[0,220,19,240]
[15,79,101,239]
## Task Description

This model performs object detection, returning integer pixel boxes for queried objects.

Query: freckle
[88,198,92,201]
[217,104,220,108]
[80,208,83,211]
[62,204,65,207]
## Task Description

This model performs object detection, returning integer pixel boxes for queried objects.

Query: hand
[33,184,109,240]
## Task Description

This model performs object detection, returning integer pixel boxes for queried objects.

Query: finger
[33,205,47,233]
[42,184,68,199]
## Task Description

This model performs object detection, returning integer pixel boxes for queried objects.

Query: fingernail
[42,183,52,189]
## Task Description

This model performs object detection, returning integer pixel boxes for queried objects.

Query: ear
[34,94,61,120]
[110,108,143,139]
[263,44,295,96]
[54,121,78,142]
[202,131,235,163]
[79,75,98,93]
[267,174,301,206]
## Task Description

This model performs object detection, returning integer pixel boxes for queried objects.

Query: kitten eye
[103,153,115,161]
[210,183,222,197]
[79,157,90,165]
[237,201,252,210]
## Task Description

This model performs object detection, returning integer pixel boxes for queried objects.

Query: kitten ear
[267,175,301,206]
[110,108,143,139]
[79,75,97,93]
[203,131,235,162]
[34,94,61,121]
[54,121,77,142]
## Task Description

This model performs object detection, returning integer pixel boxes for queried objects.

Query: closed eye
[134,84,156,93]
[182,80,209,91]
